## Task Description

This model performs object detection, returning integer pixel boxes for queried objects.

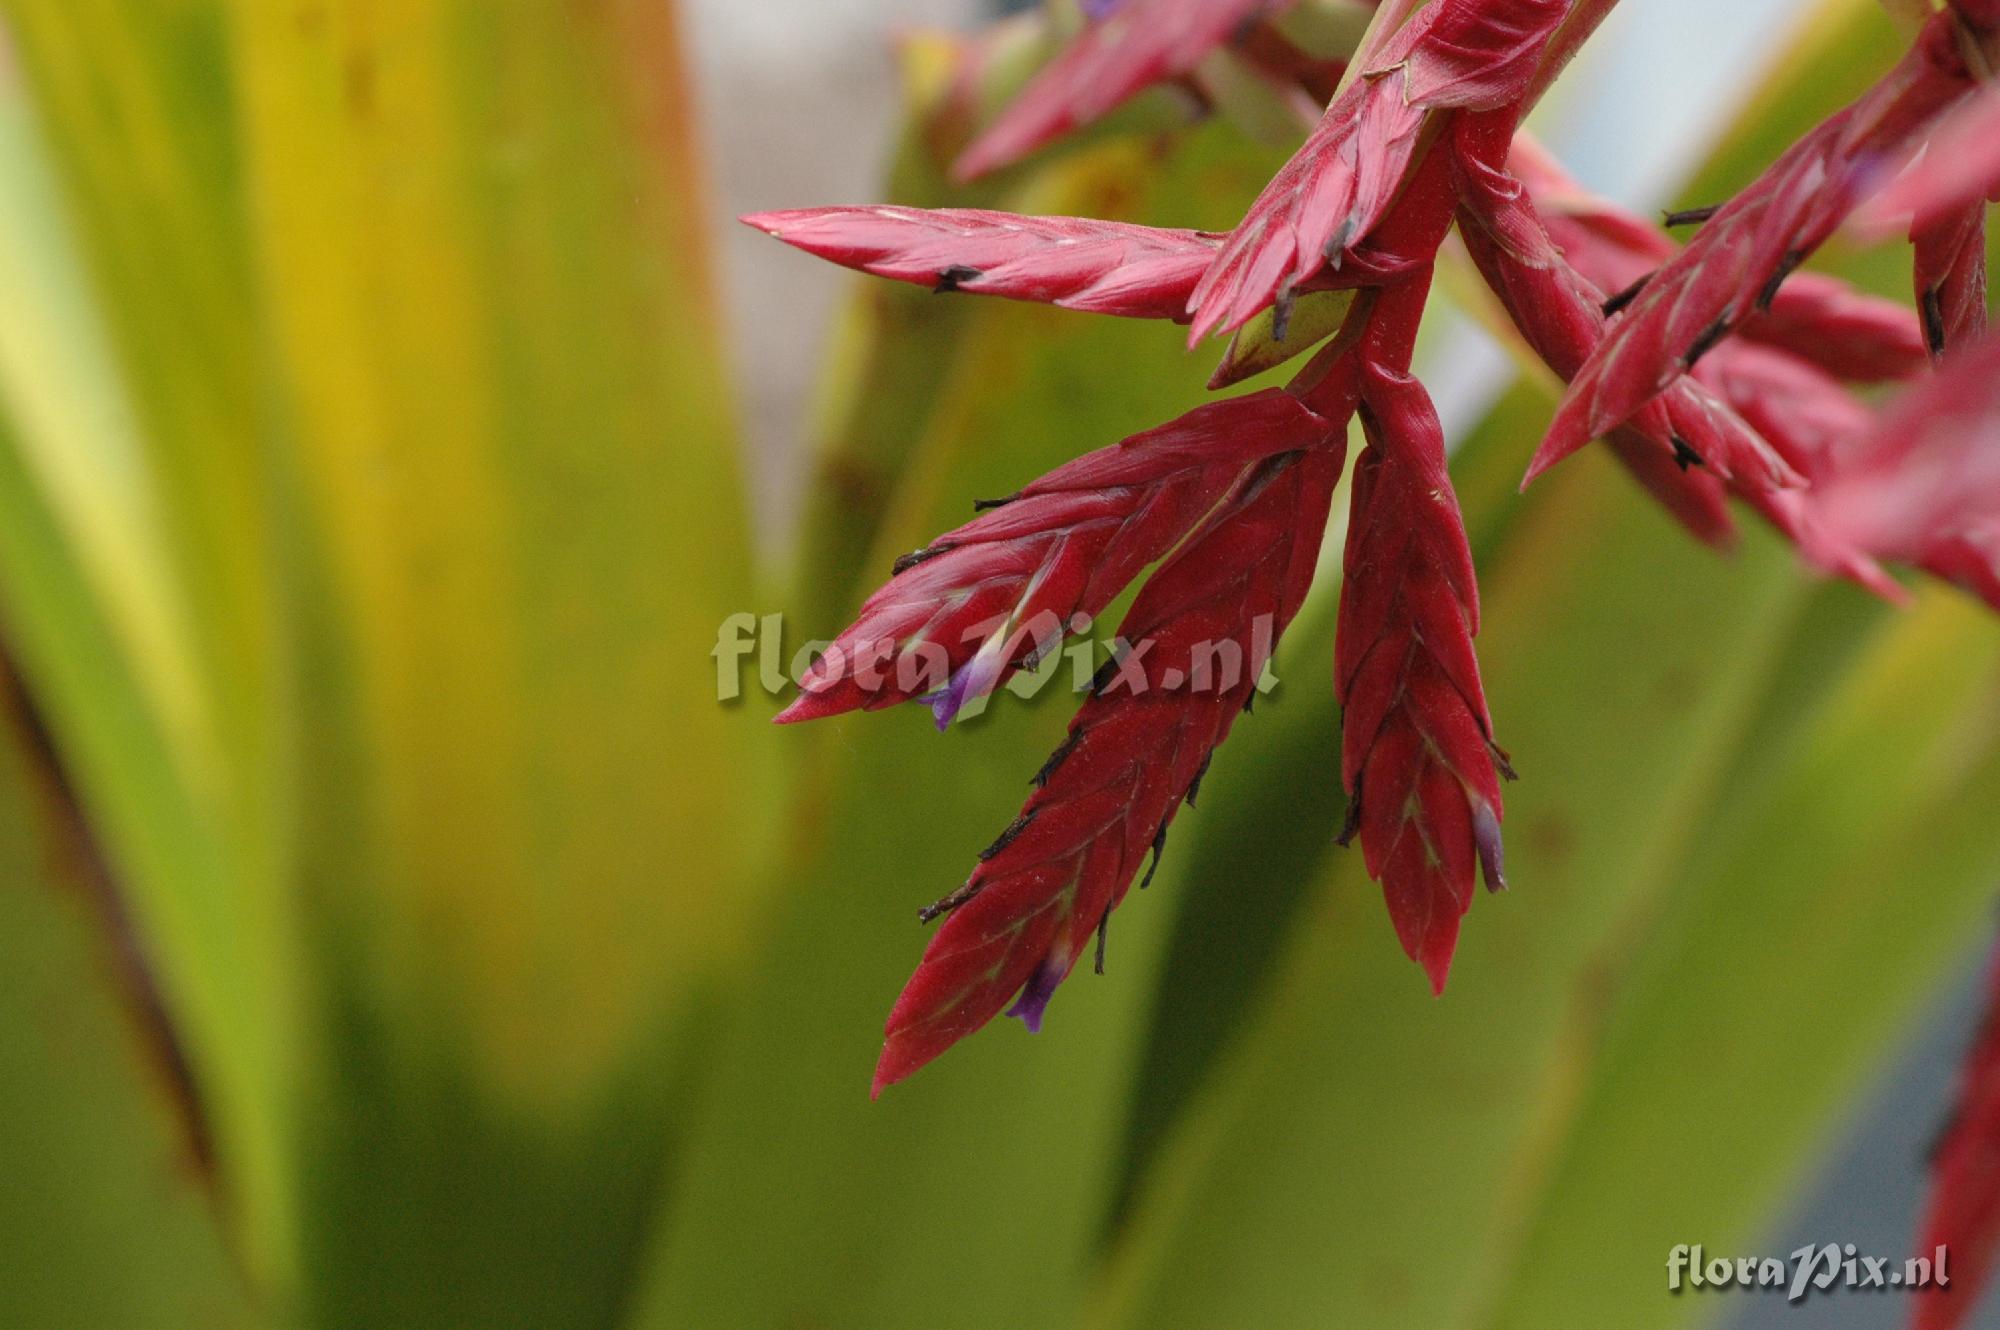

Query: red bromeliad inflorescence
[749,0,2000,1134]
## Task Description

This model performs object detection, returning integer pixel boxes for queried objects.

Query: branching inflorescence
[748,0,2000,1162]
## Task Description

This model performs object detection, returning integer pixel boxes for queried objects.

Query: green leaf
[217,0,769,1320]
[1271,0,1380,59]
[1482,590,2000,1329]
[0,8,299,1275]
[1878,0,1934,38]
[0,664,260,1328]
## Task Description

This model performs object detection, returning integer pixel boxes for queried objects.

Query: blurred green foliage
[0,1,1994,1328]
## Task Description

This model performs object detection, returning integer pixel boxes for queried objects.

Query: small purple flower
[927,630,1010,730]
[1005,953,1067,1033]
[1473,799,1507,894]
[926,661,981,731]
[1079,0,1125,20]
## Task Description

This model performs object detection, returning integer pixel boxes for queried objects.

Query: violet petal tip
[1006,956,1066,1034]
[1473,800,1508,894]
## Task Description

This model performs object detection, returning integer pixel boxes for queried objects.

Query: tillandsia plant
[745,2,2000,1312]
[760,0,2000,1172]
[756,0,2000,1088]
[13,0,2000,1326]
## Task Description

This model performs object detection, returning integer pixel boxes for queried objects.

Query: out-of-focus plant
[0,2,1996,1329]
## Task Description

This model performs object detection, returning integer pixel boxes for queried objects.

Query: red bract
[776,390,1333,728]
[1186,0,1575,343]
[1507,137,1928,384]
[743,207,1220,321]
[1336,355,1506,989]
[1692,342,1873,478]
[1311,148,1513,993]
[744,206,1404,324]
[1689,342,1902,598]
[874,445,1340,1092]
[1802,330,2000,611]
[1912,943,2000,1330]
[1542,13,1975,459]
[1737,272,1929,383]
[953,0,1301,182]
[1476,132,1908,592]
[1451,138,1737,545]
[1450,118,1801,500]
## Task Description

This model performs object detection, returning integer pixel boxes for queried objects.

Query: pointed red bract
[1186,0,1575,343]
[742,207,1221,321]
[1261,143,1516,994]
[1912,943,2000,1330]
[1184,83,1427,343]
[1803,329,2000,611]
[1544,10,1968,462]
[953,0,1295,182]
[1337,360,1505,991]
[1542,14,1972,457]
[1450,118,1798,502]
[1455,175,1737,543]
[1691,342,1872,478]
[873,446,1342,1093]
[1507,135,1927,383]
[777,389,1335,728]
[1481,131,1904,589]
[1741,272,1930,382]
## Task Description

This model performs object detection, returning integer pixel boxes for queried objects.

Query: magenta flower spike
[874,444,1342,1091]
[748,0,2000,1090]
[1541,12,1979,461]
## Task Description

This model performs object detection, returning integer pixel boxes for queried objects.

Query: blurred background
[1,0,1997,1327]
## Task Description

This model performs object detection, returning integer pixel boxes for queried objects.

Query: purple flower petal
[929,633,1011,730]
[1006,954,1067,1033]
[1472,799,1507,894]
[1080,0,1125,18]
[928,666,975,731]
